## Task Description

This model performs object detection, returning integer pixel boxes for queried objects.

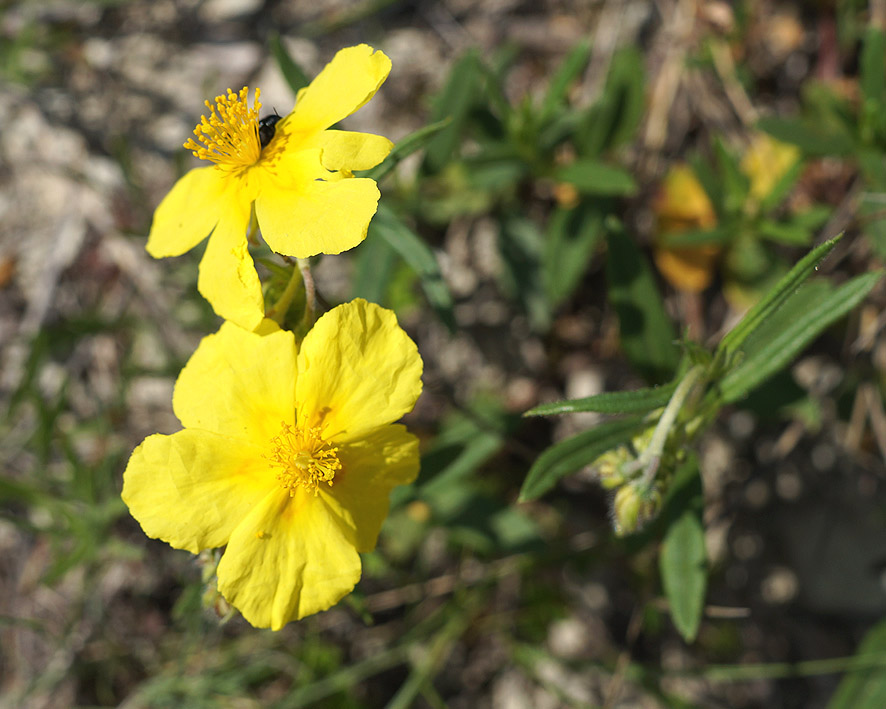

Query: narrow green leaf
[525,382,677,417]
[660,507,707,643]
[268,33,310,95]
[758,158,804,214]
[422,51,482,173]
[828,619,886,709]
[722,272,882,402]
[576,47,645,156]
[351,232,398,303]
[361,118,452,182]
[370,204,456,331]
[713,137,749,214]
[542,201,604,307]
[555,159,638,196]
[606,228,680,383]
[658,226,732,248]
[719,235,842,356]
[757,116,854,157]
[861,27,886,107]
[519,417,647,502]
[498,217,550,330]
[757,219,815,246]
[539,40,591,123]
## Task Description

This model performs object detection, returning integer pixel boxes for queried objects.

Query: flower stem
[619,365,705,485]
[639,364,703,486]
[297,258,316,328]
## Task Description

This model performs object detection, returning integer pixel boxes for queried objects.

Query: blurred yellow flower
[741,132,800,207]
[147,45,393,331]
[653,163,719,293]
[122,299,422,629]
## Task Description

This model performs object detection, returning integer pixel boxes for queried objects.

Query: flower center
[183,86,264,172]
[267,422,341,496]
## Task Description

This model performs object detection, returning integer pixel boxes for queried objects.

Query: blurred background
[2,0,886,707]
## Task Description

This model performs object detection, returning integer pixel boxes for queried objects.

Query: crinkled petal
[122,429,273,553]
[323,425,419,553]
[256,177,381,258]
[296,299,423,443]
[147,166,230,258]
[217,489,361,629]
[318,131,393,172]
[197,202,265,331]
[288,45,391,133]
[173,321,296,443]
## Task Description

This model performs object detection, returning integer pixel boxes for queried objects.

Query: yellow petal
[147,166,229,258]
[122,430,273,553]
[323,425,419,553]
[653,245,719,293]
[216,489,362,629]
[288,45,391,133]
[296,299,423,444]
[173,321,297,444]
[255,177,381,258]
[319,131,393,172]
[197,203,266,331]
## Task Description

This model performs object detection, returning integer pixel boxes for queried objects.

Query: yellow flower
[741,132,800,208]
[653,163,720,293]
[147,45,394,331]
[122,299,422,629]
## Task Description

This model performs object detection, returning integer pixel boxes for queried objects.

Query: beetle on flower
[147,45,393,331]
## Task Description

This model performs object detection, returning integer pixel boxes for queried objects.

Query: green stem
[621,365,704,486]
[297,257,316,328]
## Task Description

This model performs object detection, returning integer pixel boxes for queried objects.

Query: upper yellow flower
[147,45,394,331]
[121,299,422,629]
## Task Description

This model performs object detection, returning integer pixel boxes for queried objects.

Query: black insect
[258,113,283,149]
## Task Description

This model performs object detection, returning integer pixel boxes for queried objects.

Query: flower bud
[612,483,663,536]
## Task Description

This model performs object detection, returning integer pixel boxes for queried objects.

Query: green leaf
[519,417,647,502]
[370,204,456,332]
[361,119,452,183]
[657,226,733,248]
[351,232,398,303]
[422,51,483,173]
[542,200,604,307]
[555,159,637,196]
[268,33,310,95]
[525,381,677,417]
[539,40,591,123]
[722,271,882,402]
[606,227,680,383]
[713,137,749,215]
[828,619,886,709]
[757,219,816,246]
[498,217,550,330]
[576,47,645,156]
[757,116,854,157]
[757,158,804,214]
[660,505,707,643]
[718,235,842,356]
[861,27,886,108]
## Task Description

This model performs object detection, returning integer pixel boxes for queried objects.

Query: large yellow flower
[147,45,394,331]
[122,299,422,629]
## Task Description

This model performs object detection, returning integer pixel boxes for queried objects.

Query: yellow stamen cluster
[184,87,263,171]
[267,422,341,496]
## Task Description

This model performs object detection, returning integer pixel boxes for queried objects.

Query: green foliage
[606,225,680,383]
[828,619,886,709]
[659,458,706,643]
